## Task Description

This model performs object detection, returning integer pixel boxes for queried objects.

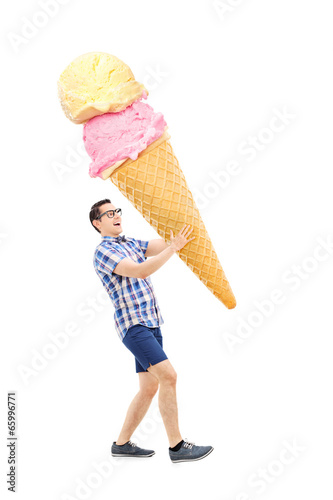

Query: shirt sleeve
[135,239,149,257]
[94,246,127,274]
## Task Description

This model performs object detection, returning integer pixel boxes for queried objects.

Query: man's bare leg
[147,359,183,448]
[115,371,159,445]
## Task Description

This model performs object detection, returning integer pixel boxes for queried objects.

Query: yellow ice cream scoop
[58,52,148,124]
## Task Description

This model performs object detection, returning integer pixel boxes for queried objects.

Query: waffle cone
[107,138,236,308]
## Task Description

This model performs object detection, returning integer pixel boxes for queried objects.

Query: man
[90,198,214,463]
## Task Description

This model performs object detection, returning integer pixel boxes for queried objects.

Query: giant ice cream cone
[58,52,236,308]
[101,131,236,308]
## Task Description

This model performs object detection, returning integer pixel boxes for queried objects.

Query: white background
[1,0,333,499]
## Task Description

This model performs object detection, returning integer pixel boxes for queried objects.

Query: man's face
[93,203,123,237]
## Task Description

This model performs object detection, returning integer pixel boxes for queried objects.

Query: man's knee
[141,382,159,398]
[160,367,177,385]
[147,359,177,385]
[168,370,177,385]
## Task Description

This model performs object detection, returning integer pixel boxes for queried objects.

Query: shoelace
[183,438,195,449]
[128,440,137,447]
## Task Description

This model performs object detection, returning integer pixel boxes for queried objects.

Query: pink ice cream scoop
[83,100,167,178]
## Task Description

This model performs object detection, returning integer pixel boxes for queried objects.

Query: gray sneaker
[111,440,155,458]
[169,438,214,463]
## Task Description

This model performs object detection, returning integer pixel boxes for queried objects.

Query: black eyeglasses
[96,208,122,220]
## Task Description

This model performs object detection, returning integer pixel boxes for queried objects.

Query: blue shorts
[122,324,168,373]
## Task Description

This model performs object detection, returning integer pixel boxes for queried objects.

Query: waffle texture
[109,139,236,308]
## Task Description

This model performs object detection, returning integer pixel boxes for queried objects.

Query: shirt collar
[101,235,127,243]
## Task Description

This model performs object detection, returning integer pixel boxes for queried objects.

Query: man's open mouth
[113,222,121,226]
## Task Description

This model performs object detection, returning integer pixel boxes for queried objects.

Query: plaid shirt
[93,235,164,341]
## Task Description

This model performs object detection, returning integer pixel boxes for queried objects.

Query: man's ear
[92,220,101,231]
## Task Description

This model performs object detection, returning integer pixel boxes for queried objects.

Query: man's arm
[114,224,195,279]
[145,239,169,257]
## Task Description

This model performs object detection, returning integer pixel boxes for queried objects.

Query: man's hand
[169,224,196,252]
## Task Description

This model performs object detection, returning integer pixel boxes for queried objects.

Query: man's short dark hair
[89,199,111,233]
